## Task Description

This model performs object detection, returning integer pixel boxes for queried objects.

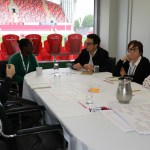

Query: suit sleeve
[73,50,88,66]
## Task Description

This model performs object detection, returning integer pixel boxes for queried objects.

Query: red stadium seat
[1,34,20,60]
[45,34,63,61]
[25,34,50,61]
[25,34,42,56]
[65,33,82,60]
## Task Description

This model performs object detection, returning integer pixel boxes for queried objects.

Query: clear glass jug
[116,77,132,104]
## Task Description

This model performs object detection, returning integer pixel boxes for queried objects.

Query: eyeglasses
[128,47,139,52]
[84,42,93,46]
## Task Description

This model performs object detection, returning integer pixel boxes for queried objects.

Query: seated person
[113,40,150,84]
[8,38,38,96]
[0,64,42,130]
[72,34,111,72]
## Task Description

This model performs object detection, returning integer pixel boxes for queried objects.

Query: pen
[103,80,114,84]
[89,106,110,112]
[132,90,141,92]
[78,101,87,109]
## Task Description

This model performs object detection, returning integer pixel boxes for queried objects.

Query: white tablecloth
[23,68,150,150]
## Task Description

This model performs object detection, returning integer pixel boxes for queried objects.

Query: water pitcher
[116,77,132,104]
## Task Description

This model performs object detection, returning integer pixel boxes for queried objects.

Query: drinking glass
[54,74,60,87]
[85,83,93,105]
[94,65,99,73]
[53,62,59,74]
[66,63,72,75]
[36,67,42,76]
[86,93,93,104]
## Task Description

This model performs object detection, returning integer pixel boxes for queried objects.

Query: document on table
[30,83,51,89]
[109,102,150,134]
[105,76,119,81]
[101,110,134,132]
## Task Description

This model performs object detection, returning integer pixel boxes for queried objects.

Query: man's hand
[73,63,82,70]
[83,64,94,71]
[6,64,15,79]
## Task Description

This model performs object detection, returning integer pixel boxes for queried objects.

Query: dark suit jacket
[113,57,150,84]
[0,77,12,104]
[73,47,111,72]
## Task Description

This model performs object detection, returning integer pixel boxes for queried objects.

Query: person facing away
[113,40,150,84]
[0,64,42,130]
[8,38,38,96]
[0,64,16,104]
[72,34,111,72]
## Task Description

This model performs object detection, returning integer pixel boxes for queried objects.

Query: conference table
[22,68,150,150]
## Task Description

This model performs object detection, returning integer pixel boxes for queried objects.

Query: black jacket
[73,47,111,72]
[113,57,150,84]
[0,77,12,104]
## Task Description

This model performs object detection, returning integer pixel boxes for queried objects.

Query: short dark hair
[128,40,143,56]
[17,38,31,51]
[87,34,101,47]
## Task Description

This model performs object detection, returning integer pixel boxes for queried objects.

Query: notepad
[88,88,100,93]
[30,83,51,89]
[106,76,119,81]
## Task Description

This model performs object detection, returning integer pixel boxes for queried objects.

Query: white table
[23,68,150,150]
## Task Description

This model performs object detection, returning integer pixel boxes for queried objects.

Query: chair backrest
[25,34,42,55]
[0,61,7,78]
[67,33,82,54]
[47,34,62,55]
[109,57,116,73]
[2,34,20,55]
[0,103,14,135]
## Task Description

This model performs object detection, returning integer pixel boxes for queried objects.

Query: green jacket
[8,52,38,84]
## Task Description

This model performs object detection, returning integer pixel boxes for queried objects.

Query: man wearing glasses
[113,40,150,84]
[72,34,111,72]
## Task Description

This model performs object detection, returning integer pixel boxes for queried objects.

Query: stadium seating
[65,33,83,60]
[0,34,20,60]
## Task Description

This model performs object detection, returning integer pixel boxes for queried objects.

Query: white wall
[99,0,110,50]
[99,0,150,61]
[131,0,150,59]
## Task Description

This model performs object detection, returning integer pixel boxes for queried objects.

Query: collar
[129,56,142,67]
[89,49,97,57]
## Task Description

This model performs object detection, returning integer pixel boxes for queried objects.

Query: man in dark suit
[72,34,111,72]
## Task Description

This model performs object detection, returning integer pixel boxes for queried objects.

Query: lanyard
[20,52,29,74]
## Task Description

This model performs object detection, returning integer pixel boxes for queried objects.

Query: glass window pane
[0,0,94,61]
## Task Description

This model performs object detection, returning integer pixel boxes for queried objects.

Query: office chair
[0,79,19,98]
[109,57,116,73]
[0,137,9,150]
[0,103,66,150]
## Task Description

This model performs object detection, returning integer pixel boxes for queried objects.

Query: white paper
[109,102,150,134]
[101,110,134,132]
[30,83,51,89]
